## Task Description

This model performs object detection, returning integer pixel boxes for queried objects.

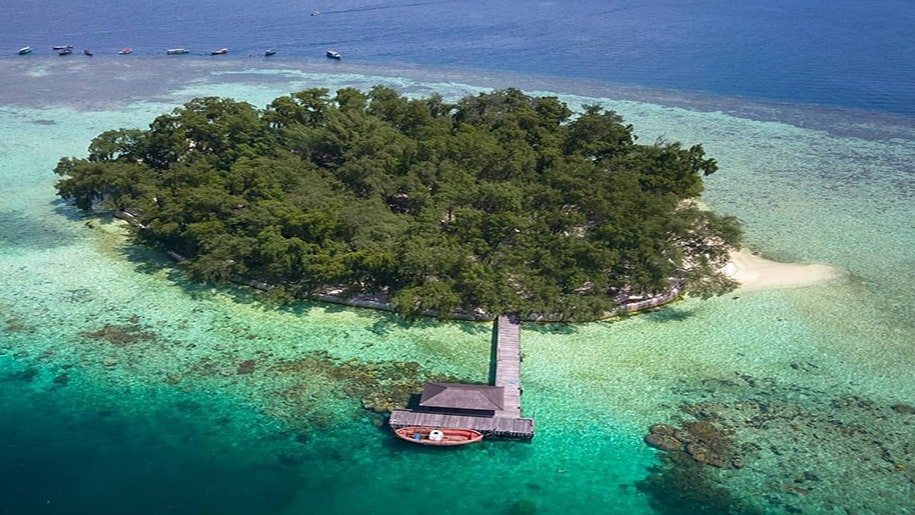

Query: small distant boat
[83,49,93,56]
[264,49,276,57]
[58,47,73,56]
[166,48,189,55]
[311,10,320,16]
[118,47,133,55]
[393,427,484,446]
[326,49,341,59]
[52,45,73,51]
[210,48,228,55]
[18,46,32,55]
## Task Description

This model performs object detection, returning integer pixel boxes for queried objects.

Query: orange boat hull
[394,427,484,446]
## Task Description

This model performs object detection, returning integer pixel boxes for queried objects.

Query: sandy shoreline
[725,249,844,291]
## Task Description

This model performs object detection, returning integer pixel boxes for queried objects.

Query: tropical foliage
[55,87,741,319]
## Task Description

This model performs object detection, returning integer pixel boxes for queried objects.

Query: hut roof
[419,382,505,411]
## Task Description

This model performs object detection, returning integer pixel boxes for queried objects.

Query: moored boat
[264,49,276,57]
[58,47,73,56]
[166,48,189,55]
[18,46,32,55]
[118,47,133,54]
[210,48,228,55]
[393,427,484,446]
[83,49,93,56]
[326,49,341,59]
[52,45,73,51]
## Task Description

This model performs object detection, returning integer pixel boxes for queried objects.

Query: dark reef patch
[639,371,915,513]
[636,451,762,515]
[79,324,157,346]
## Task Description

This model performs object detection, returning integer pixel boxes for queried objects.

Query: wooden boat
[264,49,276,57]
[118,47,133,55]
[18,46,32,55]
[166,48,189,55]
[393,427,484,446]
[210,48,228,55]
[326,49,341,59]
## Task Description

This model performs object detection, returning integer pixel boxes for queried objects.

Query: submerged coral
[640,371,915,514]
[79,324,156,346]
[268,351,459,419]
[635,451,762,515]
[644,419,741,469]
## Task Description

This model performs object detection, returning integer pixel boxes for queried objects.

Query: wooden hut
[418,383,506,416]
[389,316,534,440]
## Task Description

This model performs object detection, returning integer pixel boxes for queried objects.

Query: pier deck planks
[388,315,534,439]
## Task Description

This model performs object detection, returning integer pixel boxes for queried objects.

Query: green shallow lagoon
[1,58,913,514]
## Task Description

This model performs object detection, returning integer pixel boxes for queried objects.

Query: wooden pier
[389,315,535,440]
[494,314,522,417]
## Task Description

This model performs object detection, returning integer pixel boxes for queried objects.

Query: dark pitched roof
[419,382,505,411]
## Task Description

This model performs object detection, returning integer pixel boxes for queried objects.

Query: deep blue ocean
[5,0,915,116]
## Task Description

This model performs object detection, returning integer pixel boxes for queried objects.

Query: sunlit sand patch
[726,249,844,291]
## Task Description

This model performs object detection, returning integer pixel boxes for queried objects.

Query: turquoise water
[1,58,914,514]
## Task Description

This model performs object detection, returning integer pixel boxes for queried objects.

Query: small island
[54,86,741,320]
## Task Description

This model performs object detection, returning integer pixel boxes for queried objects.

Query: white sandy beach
[725,249,844,291]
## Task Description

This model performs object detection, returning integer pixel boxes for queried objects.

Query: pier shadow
[489,319,498,384]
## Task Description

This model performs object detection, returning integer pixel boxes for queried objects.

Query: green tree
[54,87,742,320]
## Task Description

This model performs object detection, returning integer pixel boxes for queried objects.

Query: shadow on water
[642,306,695,323]
[0,208,79,250]
[522,321,581,335]
[489,321,499,383]
[50,198,91,223]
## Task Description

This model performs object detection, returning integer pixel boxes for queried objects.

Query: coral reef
[268,351,459,417]
[79,324,156,346]
[640,371,915,513]
[635,451,762,515]
[236,359,256,375]
[644,419,742,469]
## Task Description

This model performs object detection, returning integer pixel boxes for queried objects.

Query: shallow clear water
[1,58,913,514]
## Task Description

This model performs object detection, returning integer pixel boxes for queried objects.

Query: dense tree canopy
[55,86,741,320]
